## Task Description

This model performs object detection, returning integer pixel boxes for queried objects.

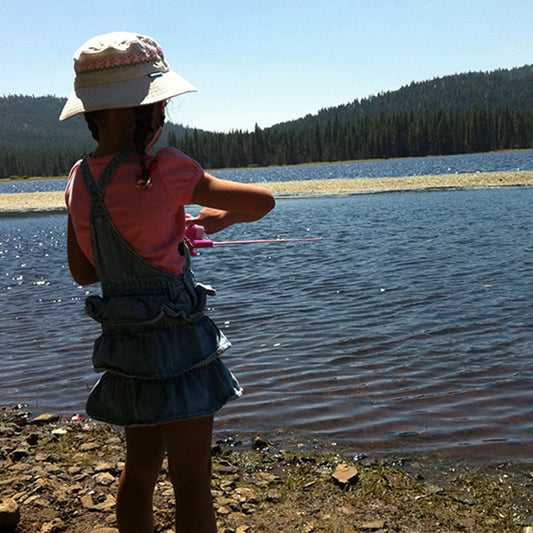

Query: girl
[61,32,275,532]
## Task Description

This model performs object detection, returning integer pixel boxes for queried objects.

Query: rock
[252,435,271,450]
[68,483,84,494]
[93,472,115,486]
[214,461,239,475]
[90,529,118,533]
[226,511,246,522]
[235,487,257,504]
[43,464,61,474]
[23,495,48,507]
[79,442,100,452]
[332,464,359,487]
[9,448,29,462]
[30,414,59,425]
[94,462,114,473]
[266,488,282,502]
[211,443,223,455]
[80,493,116,512]
[337,505,355,515]
[219,479,236,492]
[216,496,237,511]
[26,432,39,446]
[254,471,280,485]
[415,483,444,500]
[360,520,386,531]
[41,518,66,532]
[0,498,20,530]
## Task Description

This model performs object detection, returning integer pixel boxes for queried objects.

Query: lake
[1,152,532,462]
[2,149,533,194]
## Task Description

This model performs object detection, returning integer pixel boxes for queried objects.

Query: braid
[84,112,100,142]
[133,104,155,190]
[84,105,165,191]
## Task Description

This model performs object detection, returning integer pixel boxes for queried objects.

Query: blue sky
[2,0,533,132]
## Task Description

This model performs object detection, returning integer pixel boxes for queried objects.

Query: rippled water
[1,179,532,461]
[2,149,533,193]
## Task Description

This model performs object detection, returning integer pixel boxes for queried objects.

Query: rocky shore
[1,406,533,532]
[1,171,533,216]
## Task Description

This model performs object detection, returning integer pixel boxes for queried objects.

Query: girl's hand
[190,172,275,233]
[186,208,233,235]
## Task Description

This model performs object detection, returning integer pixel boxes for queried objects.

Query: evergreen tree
[3,65,533,177]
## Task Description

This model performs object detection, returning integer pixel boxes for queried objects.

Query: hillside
[270,65,533,133]
[2,65,533,177]
[0,96,189,178]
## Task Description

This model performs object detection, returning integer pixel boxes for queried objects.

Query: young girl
[61,32,275,533]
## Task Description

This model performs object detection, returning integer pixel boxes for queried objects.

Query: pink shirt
[65,147,203,275]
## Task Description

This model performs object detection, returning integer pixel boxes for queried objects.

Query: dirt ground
[1,408,533,533]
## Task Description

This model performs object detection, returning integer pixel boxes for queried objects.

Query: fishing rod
[185,225,323,255]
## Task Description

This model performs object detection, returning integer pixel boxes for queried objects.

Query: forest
[1,64,533,178]
[171,106,533,169]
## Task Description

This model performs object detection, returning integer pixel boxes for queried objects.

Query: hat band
[74,60,170,89]
[75,46,163,74]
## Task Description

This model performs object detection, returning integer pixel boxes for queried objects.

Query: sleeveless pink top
[66,147,203,275]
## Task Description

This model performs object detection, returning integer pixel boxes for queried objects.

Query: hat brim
[59,70,196,121]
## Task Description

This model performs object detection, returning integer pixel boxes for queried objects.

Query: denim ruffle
[86,358,243,427]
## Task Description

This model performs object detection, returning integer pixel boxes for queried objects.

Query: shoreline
[2,407,533,532]
[1,171,532,216]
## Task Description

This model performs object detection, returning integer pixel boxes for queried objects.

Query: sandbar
[1,171,532,216]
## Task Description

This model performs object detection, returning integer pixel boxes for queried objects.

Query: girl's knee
[121,461,161,493]
[168,451,212,486]
[160,416,214,490]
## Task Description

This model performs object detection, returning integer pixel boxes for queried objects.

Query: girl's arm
[189,172,275,234]
[67,215,99,286]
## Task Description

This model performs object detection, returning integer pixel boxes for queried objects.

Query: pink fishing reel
[185,225,213,255]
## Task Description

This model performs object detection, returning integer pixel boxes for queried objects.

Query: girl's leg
[165,415,217,532]
[116,424,167,533]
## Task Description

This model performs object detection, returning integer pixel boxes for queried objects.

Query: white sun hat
[59,31,196,121]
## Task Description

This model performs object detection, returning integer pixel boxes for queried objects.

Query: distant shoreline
[1,171,532,216]
[2,148,533,182]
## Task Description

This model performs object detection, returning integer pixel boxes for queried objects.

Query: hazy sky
[2,0,532,132]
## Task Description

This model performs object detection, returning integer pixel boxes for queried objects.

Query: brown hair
[83,104,165,190]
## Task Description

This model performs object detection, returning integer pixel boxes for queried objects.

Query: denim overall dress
[79,151,242,426]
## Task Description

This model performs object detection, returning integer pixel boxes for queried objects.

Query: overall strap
[79,150,134,203]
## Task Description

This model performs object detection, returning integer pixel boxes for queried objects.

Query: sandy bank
[1,171,532,216]
[264,170,533,197]
[0,191,66,217]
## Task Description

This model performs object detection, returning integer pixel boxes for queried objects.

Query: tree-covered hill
[2,64,533,178]
[0,95,189,178]
[271,65,533,132]
[175,65,533,168]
